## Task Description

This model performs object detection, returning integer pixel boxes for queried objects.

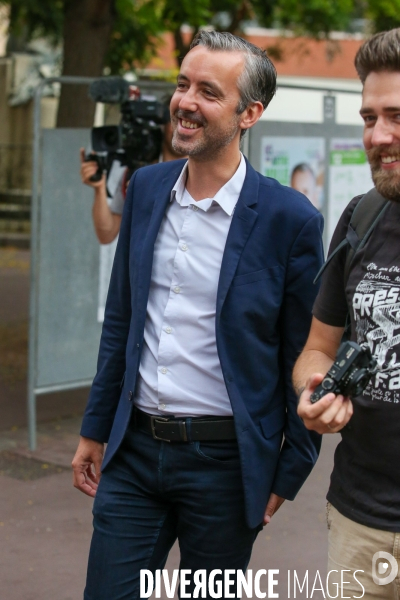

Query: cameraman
[295,29,400,600]
[80,96,185,244]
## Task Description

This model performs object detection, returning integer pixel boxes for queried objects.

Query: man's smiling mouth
[181,119,200,129]
[381,155,400,164]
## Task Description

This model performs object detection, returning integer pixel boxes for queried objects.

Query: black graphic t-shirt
[314,195,400,532]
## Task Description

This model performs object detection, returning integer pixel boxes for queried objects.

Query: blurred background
[0,1,398,598]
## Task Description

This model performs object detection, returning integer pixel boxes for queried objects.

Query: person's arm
[80,148,121,244]
[92,186,122,244]
[72,170,139,496]
[269,210,324,504]
[294,317,353,434]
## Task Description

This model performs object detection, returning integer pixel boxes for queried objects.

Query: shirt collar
[170,153,246,216]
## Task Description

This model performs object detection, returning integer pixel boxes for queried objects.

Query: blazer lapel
[216,161,259,318]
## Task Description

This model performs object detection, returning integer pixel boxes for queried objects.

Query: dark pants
[84,422,261,600]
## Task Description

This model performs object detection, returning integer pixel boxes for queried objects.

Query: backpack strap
[343,188,389,284]
[313,188,389,285]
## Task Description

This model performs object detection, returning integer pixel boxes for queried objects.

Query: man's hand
[297,373,353,434]
[263,493,285,525]
[72,436,104,497]
[80,148,105,189]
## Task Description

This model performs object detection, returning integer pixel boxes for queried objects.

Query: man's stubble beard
[367,146,400,201]
[171,111,241,161]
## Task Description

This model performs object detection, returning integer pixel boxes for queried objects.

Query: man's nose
[370,118,394,146]
[179,87,198,112]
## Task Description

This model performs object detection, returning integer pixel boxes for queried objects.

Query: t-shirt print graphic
[352,262,400,403]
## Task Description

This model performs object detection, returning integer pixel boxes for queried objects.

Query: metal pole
[27,81,46,450]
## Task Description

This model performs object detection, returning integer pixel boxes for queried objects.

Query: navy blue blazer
[81,158,324,528]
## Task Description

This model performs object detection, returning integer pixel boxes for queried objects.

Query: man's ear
[239,101,264,132]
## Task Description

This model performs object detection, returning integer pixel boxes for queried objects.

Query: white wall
[262,76,363,126]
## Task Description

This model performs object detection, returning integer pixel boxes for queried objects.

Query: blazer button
[128,391,133,401]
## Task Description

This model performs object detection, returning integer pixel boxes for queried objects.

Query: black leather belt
[134,408,236,442]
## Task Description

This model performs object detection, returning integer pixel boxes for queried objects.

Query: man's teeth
[382,156,400,164]
[181,120,199,129]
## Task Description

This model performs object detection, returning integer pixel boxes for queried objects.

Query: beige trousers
[327,503,400,599]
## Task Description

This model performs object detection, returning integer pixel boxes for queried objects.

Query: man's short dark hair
[355,28,400,83]
[190,30,277,113]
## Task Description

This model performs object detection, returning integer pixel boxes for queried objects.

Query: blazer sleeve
[79,171,137,442]
[272,211,324,499]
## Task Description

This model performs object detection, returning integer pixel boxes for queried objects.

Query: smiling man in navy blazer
[73,31,323,600]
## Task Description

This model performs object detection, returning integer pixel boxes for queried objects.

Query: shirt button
[192,205,199,211]
[159,404,166,410]
[173,286,181,294]
[181,244,188,251]
[165,326,172,334]
[160,367,168,374]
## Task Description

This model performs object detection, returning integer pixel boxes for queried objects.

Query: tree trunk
[56,0,115,127]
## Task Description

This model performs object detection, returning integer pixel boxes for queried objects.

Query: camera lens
[104,129,119,146]
[349,369,370,397]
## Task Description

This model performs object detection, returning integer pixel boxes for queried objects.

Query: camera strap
[313,187,389,340]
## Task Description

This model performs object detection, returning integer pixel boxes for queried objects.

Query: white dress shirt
[134,154,246,417]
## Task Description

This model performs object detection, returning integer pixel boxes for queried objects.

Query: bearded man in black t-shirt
[295,29,400,600]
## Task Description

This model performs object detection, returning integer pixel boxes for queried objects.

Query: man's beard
[367,145,400,201]
[171,110,241,161]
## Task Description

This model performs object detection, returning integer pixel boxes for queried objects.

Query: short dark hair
[355,28,400,83]
[190,30,277,112]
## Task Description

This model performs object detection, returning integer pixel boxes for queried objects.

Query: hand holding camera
[310,341,377,404]
[297,340,377,434]
[80,148,106,187]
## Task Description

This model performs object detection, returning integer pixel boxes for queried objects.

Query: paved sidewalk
[0,415,337,600]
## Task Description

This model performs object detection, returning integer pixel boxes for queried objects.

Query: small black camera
[310,341,377,403]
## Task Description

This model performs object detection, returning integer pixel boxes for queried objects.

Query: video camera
[310,341,378,403]
[85,77,170,181]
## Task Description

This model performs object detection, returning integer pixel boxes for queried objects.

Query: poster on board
[260,136,325,211]
[327,139,373,243]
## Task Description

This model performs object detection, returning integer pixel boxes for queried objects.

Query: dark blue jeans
[84,423,262,599]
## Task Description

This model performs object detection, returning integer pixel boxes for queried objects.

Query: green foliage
[1,0,64,44]
[161,0,211,31]
[367,0,400,32]
[271,0,354,37]
[3,0,400,76]
[107,0,162,72]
